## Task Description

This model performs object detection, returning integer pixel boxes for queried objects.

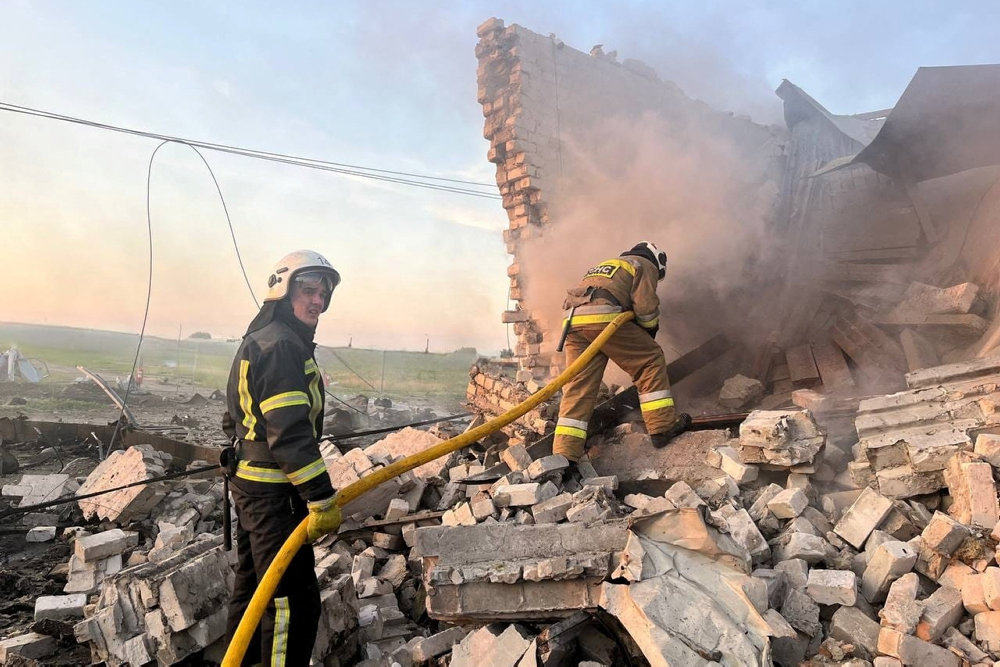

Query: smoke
[517,109,784,363]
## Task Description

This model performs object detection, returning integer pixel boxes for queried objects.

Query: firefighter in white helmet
[223,250,342,666]
[553,242,691,462]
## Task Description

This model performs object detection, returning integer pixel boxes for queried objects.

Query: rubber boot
[650,413,692,448]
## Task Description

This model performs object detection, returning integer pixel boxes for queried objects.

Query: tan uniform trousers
[553,322,676,462]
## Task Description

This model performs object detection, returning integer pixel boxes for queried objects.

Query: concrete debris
[415,521,628,621]
[738,409,825,467]
[2,473,77,508]
[450,624,533,667]
[76,444,173,522]
[719,373,765,410]
[361,426,448,480]
[944,452,1000,529]
[74,535,233,665]
[889,281,980,319]
[852,356,1000,498]
[33,594,87,623]
[25,526,56,542]
[0,633,58,662]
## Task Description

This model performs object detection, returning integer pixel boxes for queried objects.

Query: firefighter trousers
[225,482,320,667]
[553,322,675,461]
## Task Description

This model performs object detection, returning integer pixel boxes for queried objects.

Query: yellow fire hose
[222,311,635,666]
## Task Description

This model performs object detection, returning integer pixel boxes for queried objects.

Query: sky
[2,1,998,354]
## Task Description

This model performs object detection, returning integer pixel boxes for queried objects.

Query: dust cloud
[517,109,785,363]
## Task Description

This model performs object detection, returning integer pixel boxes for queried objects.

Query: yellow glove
[306,496,342,542]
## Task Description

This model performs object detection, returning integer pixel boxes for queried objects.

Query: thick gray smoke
[517,110,784,366]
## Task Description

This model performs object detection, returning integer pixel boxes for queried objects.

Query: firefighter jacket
[225,311,333,502]
[562,254,660,331]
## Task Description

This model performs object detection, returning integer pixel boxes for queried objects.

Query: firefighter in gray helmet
[553,241,691,461]
[223,250,342,666]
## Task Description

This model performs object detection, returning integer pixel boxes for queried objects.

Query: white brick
[411,626,469,661]
[880,573,922,634]
[833,487,893,549]
[526,454,569,480]
[861,540,917,603]
[767,488,808,519]
[531,493,572,524]
[915,586,964,641]
[806,569,857,606]
[26,526,57,542]
[493,482,552,507]
[74,529,136,562]
[716,445,758,483]
[34,594,87,622]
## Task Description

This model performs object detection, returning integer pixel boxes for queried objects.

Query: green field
[0,322,478,408]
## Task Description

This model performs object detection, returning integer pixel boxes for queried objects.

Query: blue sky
[2,1,997,352]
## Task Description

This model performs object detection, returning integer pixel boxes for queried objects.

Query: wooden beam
[811,340,856,391]
[786,344,820,387]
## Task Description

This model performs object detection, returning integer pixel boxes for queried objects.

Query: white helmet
[621,241,667,280]
[265,250,341,312]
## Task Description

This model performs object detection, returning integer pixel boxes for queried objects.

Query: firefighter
[223,250,343,666]
[553,242,691,462]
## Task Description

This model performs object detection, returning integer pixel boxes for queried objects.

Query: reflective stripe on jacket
[226,319,332,500]
[563,255,660,329]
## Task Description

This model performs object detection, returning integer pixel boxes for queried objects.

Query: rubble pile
[744,279,990,421]
[74,535,232,665]
[10,360,1000,664]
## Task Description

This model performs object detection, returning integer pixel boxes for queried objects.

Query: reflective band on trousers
[639,389,674,412]
[555,417,588,440]
[271,596,290,667]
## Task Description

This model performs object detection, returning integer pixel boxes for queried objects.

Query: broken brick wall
[465,358,557,441]
[476,18,786,383]
[911,165,1000,358]
[773,102,1000,391]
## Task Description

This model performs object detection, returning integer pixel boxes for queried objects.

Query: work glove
[306,495,342,542]
[645,325,659,339]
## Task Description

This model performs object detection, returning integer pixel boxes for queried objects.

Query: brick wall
[475,17,785,384]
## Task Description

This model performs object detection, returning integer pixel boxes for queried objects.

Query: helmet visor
[294,270,337,293]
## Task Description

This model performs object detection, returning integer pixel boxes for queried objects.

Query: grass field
[0,322,478,408]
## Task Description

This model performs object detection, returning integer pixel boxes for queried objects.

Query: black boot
[650,413,692,448]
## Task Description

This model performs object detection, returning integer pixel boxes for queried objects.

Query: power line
[0,463,221,520]
[0,102,501,200]
[327,349,380,393]
[106,140,167,455]
[183,144,259,309]
[324,412,471,441]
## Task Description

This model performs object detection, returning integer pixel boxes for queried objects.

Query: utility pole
[424,334,429,354]
[175,325,183,391]
[380,349,386,395]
